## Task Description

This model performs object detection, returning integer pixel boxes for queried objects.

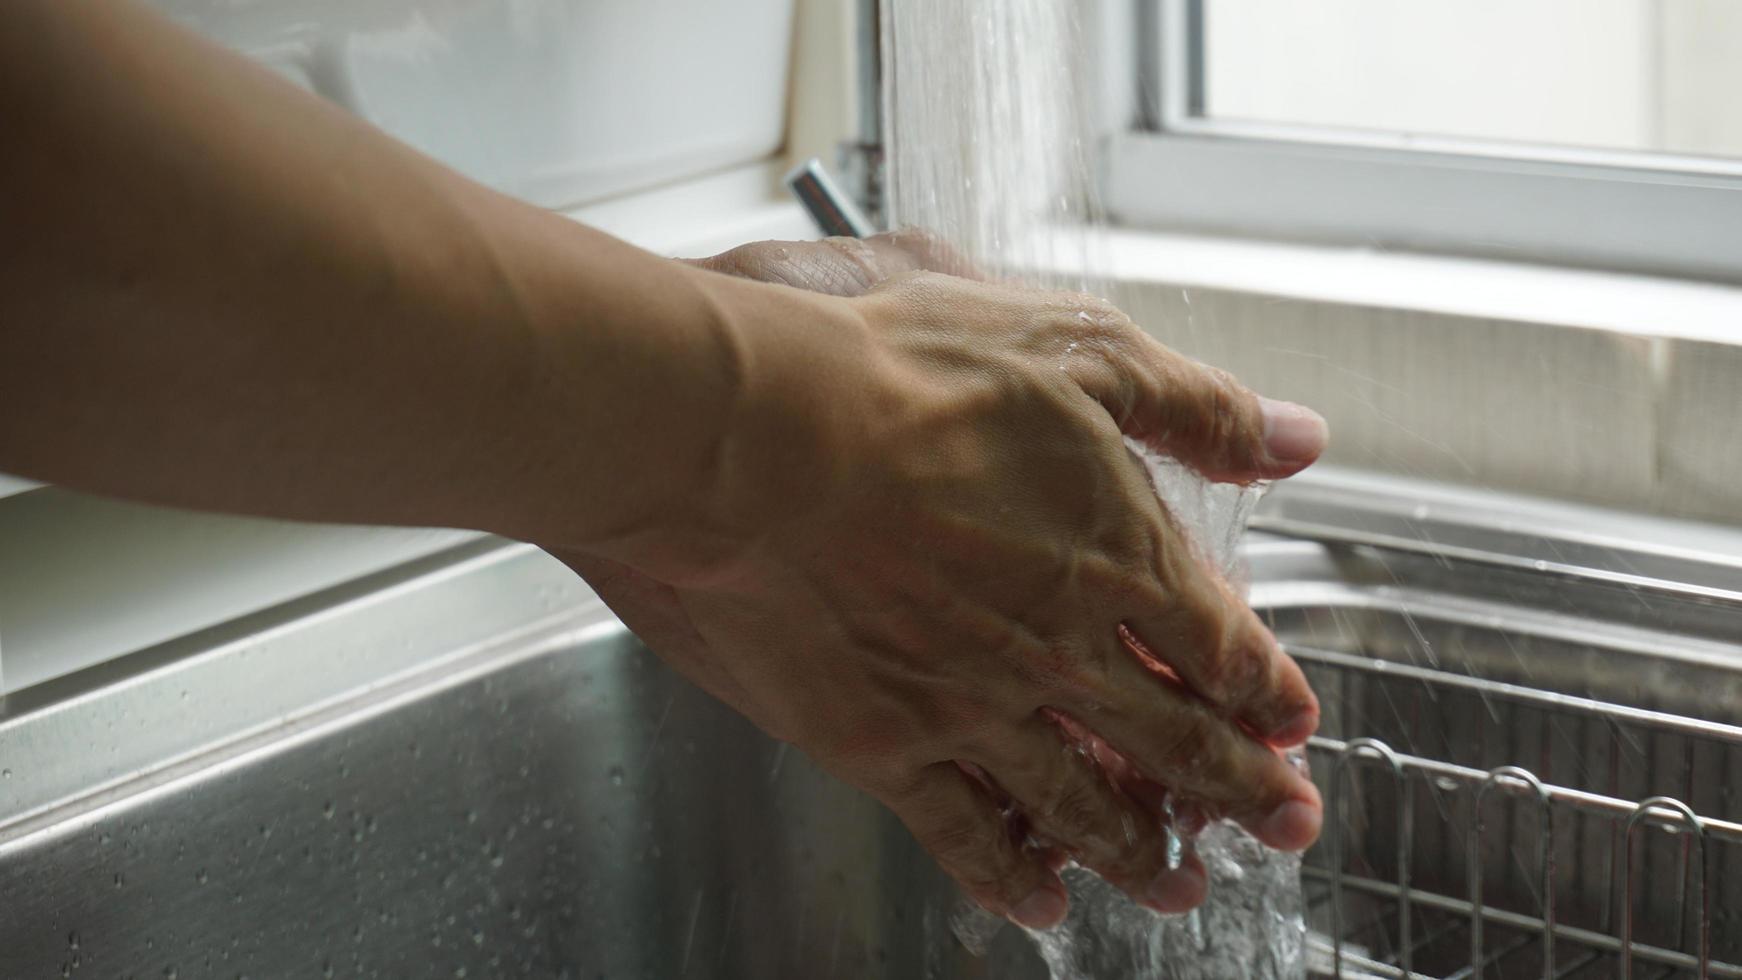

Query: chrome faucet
[787,0,883,238]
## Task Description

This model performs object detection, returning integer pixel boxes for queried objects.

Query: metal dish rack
[1245,478,1742,980]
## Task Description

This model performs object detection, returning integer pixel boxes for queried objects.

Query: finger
[684,239,879,296]
[1117,611,1319,748]
[880,762,1069,929]
[1114,536,1319,744]
[1060,713,1213,838]
[1060,303,1327,481]
[976,715,1209,914]
[684,233,975,298]
[1092,447,1320,744]
[1068,726,1211,913]
[1073,678,1323,852]
[868,228,988,281]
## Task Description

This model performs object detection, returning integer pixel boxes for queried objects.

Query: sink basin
[1,470,1739,979]
[0,542,1042,979]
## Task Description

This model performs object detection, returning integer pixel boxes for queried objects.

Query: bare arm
[0,0,764,549]
[1,0,1331,926]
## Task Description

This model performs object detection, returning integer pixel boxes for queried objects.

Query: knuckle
[721,242,779,278]
[1192,365,1264,464]
[1154,713,1219,780]
[1189,610,1273,708]
[1010,637,1100,702]
[1188,626,1242,701]
[1196,372,1243,444]
[1055,294,1131,342]
[1042,779,1109,843]
[820,237,883,282]
[925,820,1009,878]
[1169,592,1231,668]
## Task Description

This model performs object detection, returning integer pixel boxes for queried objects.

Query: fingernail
[1258,397,1328,466]
[1258,798,1323,851]
[1010,887,1069,930]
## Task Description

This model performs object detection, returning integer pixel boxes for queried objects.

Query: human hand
[684,229,983,294]
[559,251,1328,929]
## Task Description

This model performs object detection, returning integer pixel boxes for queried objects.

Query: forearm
[0,0,751,547]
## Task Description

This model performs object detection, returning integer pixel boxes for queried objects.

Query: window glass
[1198,0,1742,161]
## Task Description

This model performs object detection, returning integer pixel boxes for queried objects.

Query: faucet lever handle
[785,157,875,240]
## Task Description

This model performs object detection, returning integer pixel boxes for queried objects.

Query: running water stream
[881,2,1306,976]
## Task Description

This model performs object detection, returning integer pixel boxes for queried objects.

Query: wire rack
[1295,639,1742,980]
[1244,482,1742,980]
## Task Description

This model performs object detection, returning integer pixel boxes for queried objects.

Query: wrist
[579,265,874,582]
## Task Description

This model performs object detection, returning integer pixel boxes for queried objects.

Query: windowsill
[1084,225,1742,526]
[1077,225,1742,346]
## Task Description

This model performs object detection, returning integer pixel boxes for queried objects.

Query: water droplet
[608,766,625,786]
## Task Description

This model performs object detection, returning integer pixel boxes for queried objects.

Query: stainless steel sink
[1255,473,1742,979]
[1,470,1739,979]
[0,542,1038,980]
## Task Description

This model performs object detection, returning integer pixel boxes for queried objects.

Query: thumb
[1065,304,1328,482]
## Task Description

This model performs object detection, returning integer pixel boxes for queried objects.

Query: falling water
[881,1,1304,976]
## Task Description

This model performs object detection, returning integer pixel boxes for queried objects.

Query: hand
[684,229,984,294]
[558,242,1328,928]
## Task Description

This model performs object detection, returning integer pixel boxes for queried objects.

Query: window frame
[1101,0,1742,283]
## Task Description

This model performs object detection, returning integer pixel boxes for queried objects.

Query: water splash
[1031,827,1301,980]
[883,0,1305,974]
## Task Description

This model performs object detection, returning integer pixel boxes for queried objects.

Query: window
[1104,0,1742,281]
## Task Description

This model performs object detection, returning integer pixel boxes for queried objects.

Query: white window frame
[1101,0,1742,283]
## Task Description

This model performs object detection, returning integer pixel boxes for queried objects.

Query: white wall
[148,0,799,208]
[0,0,812,693]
